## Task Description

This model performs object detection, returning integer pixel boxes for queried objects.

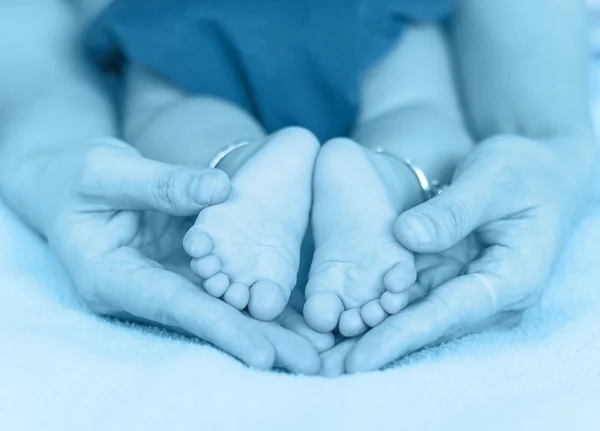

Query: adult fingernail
[191,170,229,205]
[190,172,216,205]
[398,215,435,246]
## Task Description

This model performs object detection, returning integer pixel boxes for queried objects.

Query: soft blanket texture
[2,63,600,431]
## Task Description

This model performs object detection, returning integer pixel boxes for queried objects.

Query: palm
[135,211,193,260]
[38,141,328,373]
[70,207,196,281]
[414,233,480,293]
[124,210,196,278]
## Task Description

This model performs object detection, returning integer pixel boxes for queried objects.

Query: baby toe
[383,260,417,293]
[360,300,388,327]
[248,280,289,321]
[203,272,230,297]
[183,229,213,258]
[223,283,250,310]
[303,291,345,333]
[380,291,410,315]
[191,255,221,279]
[339,309,368,337]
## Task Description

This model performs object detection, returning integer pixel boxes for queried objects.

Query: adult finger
[275,307,336,353]
[81,138,230,215]
[433,310,524,346]
[320,338,359,377]
[393,174,493,253]
[347,235,540,373]
[98,246,275,370]
[390,140,524,254]
[251,319,321,375]
[346,265,512,373]
[418,260,463,291]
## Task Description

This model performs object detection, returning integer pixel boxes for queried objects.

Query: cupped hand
[39,137,321,374]
[344,135,595,372]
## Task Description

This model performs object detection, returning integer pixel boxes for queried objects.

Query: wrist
[355,105,473,188]
[214,139,265,176]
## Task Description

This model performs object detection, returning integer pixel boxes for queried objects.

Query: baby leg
[124,66,320,322]
[305,25,474,335]
[124,65,266,168]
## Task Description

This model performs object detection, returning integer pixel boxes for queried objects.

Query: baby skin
[305,138,418,336]
[123,61,430,335]
[183,127,319,321]
[181,126,419,335]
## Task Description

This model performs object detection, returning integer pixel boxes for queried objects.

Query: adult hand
[345,135,595,372]
[39,137,320,374]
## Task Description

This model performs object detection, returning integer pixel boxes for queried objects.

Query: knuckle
[433,196,471,240]
[152,168,187,210]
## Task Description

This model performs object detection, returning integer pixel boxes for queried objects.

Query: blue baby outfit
[87,0,455,141]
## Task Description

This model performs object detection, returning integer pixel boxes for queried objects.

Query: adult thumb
[393,178,491,253]
[83,139,231,215]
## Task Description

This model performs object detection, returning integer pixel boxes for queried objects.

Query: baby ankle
[215,139,265,175]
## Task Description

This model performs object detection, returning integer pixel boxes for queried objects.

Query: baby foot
[304,138,420,336]
[184,128,319,321]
